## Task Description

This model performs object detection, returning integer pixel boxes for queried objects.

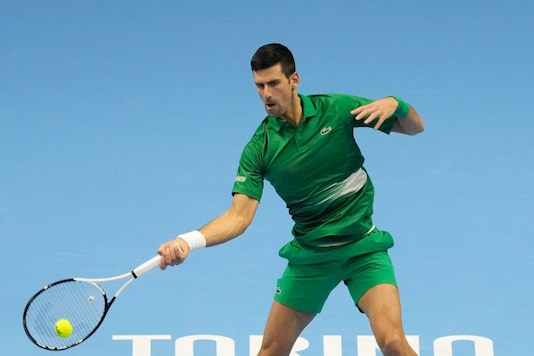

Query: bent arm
[391,104,425,135]
[351,96,425,135]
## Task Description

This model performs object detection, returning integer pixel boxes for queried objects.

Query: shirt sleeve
[330,94,396,134]
[232,137,264,201]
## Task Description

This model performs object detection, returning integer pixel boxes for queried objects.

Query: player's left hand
[351,97,398,130]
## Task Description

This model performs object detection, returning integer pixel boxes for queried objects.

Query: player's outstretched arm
[157,193,259,269]
[197,193,259,247]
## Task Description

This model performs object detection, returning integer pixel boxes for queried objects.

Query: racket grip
[132,255,162,278]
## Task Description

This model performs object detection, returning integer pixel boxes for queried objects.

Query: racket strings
[23,280,107,350]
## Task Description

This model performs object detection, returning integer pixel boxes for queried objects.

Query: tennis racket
[23,255,162,351]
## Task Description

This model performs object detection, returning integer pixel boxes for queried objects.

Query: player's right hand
[157,238,190,270]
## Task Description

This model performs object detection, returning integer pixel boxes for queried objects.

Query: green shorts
[274,231,397,314]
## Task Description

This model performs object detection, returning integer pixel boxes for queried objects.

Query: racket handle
[132,255,161,278]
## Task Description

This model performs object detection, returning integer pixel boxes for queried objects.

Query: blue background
[1,0,533,355]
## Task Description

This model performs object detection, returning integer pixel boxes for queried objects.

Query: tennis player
[158,43,424,356]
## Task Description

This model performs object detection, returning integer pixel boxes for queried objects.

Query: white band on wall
[178,230,206,251]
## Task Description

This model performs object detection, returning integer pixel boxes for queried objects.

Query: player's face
[253,63,299,120]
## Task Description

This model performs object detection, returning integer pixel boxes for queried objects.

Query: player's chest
[264,121,359,179]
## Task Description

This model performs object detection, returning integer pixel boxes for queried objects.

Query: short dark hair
[250,43,296,77]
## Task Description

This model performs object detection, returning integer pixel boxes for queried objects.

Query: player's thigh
[260,301,315,354]
[276,261,341,314]
[343,251,404,334]
[357,284,416,354]
[358,283,404,333]
[344,250,397,311]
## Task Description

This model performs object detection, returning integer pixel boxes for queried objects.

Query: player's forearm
[173,212,248,255]
[392,105,425,135]
[174,194,258,254]
[198,209,252,247]
[193,193,258,247]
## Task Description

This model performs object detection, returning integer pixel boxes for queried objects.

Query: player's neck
[282,92,303,126]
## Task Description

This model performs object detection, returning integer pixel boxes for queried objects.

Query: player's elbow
[235,214,254,235]
[228,194,259,236]
[406,122,425,135]
[224,208,254,237]
[397,117,425,135]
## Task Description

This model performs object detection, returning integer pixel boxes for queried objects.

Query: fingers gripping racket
[23,255,161,351]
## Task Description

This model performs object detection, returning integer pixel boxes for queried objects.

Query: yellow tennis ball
[55,318,73,338]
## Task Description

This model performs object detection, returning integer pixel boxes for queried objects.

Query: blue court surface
[2,1,533,355]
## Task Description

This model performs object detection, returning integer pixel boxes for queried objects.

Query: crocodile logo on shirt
[320,126,332,135]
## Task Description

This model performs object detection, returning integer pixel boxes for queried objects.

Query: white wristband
[178,230,206,251]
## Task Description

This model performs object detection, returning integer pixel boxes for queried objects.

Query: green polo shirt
[232,94,396,247]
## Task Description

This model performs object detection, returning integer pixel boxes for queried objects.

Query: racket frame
[23,255,161,351]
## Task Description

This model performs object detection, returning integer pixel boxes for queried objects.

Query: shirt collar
[268,94,316,131]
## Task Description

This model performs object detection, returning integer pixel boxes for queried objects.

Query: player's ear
[290,72,299,90]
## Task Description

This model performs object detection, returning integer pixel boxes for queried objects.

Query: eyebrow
[255,79,281,86]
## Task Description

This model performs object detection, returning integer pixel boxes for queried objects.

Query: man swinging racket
[158,43,424,356]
